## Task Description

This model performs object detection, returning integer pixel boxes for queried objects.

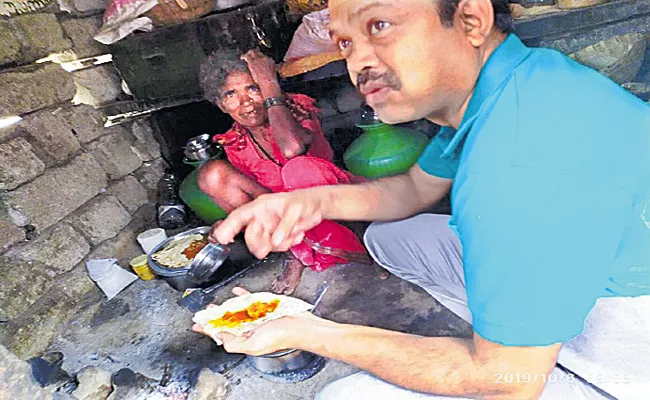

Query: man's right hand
[209,190,324,259]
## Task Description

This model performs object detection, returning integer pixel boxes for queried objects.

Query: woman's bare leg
[198,160,307,292]
[197,159,270,212]
[271,252,306,295]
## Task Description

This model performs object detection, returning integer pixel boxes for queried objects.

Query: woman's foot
[272,255,306,295]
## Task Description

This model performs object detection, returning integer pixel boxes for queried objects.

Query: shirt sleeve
[459,167,630,346]
[417,129,458,179]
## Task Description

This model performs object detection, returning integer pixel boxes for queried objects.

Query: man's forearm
[306,172,448,222]
[291,319,532,399]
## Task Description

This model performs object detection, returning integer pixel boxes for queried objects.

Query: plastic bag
[283,8,338,61]
[94,0,158,45]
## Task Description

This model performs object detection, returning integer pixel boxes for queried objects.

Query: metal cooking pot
[250,348,317,374]
[213,0,252,10]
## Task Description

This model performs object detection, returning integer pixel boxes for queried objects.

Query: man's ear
[456,0,494,47]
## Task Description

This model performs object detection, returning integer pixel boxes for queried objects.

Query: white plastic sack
[284,8,338,61]
[94,0,158,45]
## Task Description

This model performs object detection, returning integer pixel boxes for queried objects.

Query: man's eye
[370,21,390,35]
[248,85,260,92]
[338,39,351,51]
[224,91,235,98]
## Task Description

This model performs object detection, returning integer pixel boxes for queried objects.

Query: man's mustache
[357,69,402,90]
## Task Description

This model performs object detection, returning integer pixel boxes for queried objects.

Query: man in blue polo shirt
[203,0,650,398]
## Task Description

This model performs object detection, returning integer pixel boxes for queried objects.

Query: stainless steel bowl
[148,227,229,291]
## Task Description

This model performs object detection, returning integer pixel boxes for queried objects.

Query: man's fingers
[272,203,303,248]
[288,231,305,248]
[192,324,206,334]
[232,286,250,296]
[216,332,237,344]
[244,221,272,259]
[212,208,253,244]
[219,332,249,353]
[207,220,224,243]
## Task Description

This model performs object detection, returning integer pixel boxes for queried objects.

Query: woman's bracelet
[263,96,287,110]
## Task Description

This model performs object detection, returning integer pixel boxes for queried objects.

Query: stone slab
[68,195,131,245]
[0,210,25,253]
[87,224,146,266]
[108,175,149,214]
[60,16,107,58]
[72,65,121,106]
[52,263,98,299]
[73,366,112,400]
[11,14,72,64]
[0,345,53,400]
[0,20,21,66]
[188,369,228,400]
[0,64,76,115]
[0,137,45,191]
[73,0,108,13]
[131,119,161,162]
[3,153,108,232]
[86,133,142,180]
[133,158,168,195]
[18,110,81,167]
[6,291,76,359]
[4,224,90,276]
[0,256,55,321]
[56,104,119,144]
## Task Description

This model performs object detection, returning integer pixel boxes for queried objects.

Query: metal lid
[356,104,382,127]
[188,242,230,282]
[185,134,212,151]
[184,134,225,162]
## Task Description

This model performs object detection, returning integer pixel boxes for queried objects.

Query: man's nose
[346,39,381,83]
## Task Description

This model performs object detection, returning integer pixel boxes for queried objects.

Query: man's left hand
[241,49,281,96]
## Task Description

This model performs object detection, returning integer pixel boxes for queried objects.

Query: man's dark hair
[200,49,250,103]
[437,0,514,34]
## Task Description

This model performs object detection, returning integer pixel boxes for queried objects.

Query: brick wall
[0,1,167,359]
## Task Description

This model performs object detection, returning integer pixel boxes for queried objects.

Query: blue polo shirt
[418,34,650,346]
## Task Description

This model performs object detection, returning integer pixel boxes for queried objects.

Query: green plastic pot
[179,159,228,224]
[343,107,429,179]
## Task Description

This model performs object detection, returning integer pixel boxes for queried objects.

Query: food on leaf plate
[193,292,313,343]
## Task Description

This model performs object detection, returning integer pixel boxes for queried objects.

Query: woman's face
[217,71,267,127]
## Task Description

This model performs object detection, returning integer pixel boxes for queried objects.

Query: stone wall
[0,1,167,359]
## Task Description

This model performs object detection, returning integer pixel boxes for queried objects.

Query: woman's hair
[200,49,251,103]
[437,0,514,34]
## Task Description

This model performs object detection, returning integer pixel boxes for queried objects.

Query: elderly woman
[197,49,367,295]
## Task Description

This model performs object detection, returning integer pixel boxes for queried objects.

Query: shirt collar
[440,34,533,157]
